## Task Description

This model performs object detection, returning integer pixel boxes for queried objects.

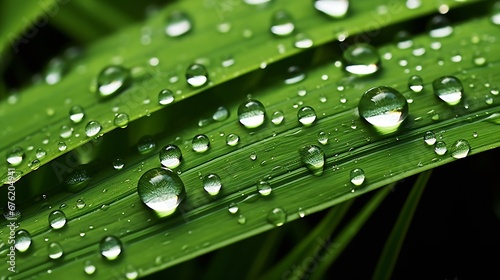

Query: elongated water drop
[294,33,313,49]
[48,210,67,229]
[69,105,85,123]
[15,230,32,252]
[114,113,129,128]
[358,86,408,133]
[297,106,317,126]
[203,173,222,196]
[267,207,287,227]
[257,181,272,196]
[238,99,266,128]
[100,236,122,260]
[408,75,424,93]
[450,139,470,159]
[428,15,453,38]
[186,64,208,87]
[85,121,102,137]
[158,89,175,105]
[270,10,295,36]
[299,145,325,176]
[7,147,24,166]
[84,260,96,275]
[226,133,240,146]
[434,141,447,155]
[97,65,131,98]
[48,242,64,259]
[350,168,365,186]
[159,144,182,169]
[343,43,380,75]
[192,134,210,153]
[244,0,272,4]
[423,131,436,145]
[433,76,463,105]
[165,11,192,37]
[137,168,186,217]
[313,0,349,18]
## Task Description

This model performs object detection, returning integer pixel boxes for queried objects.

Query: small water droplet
[350,168,365,186]
[64,166,91,192]
[433,76,463,106]
[267,207,287,227]
[313,0,349,18]
[58,141,67,151]
[100,235,123,260]
[406,0,421,9]
[160,144,182,169]
[294,33,313,49]
[297,106,317,126]
[491,2,500,25]
[408,75,424,93]
[97,65,131,98]
[250,152,257,161]
[29,159,41,170]
[394,31,413,49]
[428,15,453,38]
[270,10,295,36]
[85,121,102,137]
[76,198,86,209]
[84,260,96,275]
[137,168,186,217]
[36,148,47,159]
[271,111,284,125]
[237,214,247,225]
[299,145,325,176]
[15,229,32,252]
[226,133,240,146]
[186,64,209,87]
[69,105,85,123]
[165,11,192,37]
[343,43,380,75]
[7,147,25,166]
[434,141,447,155]
[450,139,470,159]
[45,57,67,85]
[284,66,305,84]
[228,203,239,214]
[203,173,222,196]
[192,134,210,153]
[317,131,328,145]
[423,131,436,145]
[125,264,139,279]
[257,181,272,196]
[238,99,266,128]
[114,113,130,128]
[59,125,73,139]
[158,89,175,105]
[48,210,67,229]
[48,242,64,259]
[358,86,408,133]
[213,106,229,122]
[137,136,156,154]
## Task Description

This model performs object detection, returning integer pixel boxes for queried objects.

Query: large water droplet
[97,65,131,98]
[186,64,208,87]
[350,168,365,186]
[114,113,130,128]
[408,75,424,93]
[203,173,222,196]
[226,133,240,146]
[159,144,182,169]
[48,242,64,259]
[84,260,96,275]
[137,136,156,154]
[137,168,186,217]
[48,210,67,229]
[284,66,305,84]
[270,10,295,36]
[192,134,210,153]
[450,139,470,159]
[434,141,447,155]
[423,131,436,145]
[428,15,453,38]
[158,89,175,105]
[238,99,266,128]
[100,235,123,260]
[358,86,408,133]
[15,229,32,252]
[343,43,380,75]
[297,106,317,126]
[69,105,85,123]
[433,76,463,105]
[7,147,25,166]
[299,145,325,176]
[45,57,67,85]
[257,181,272,196]
[85,120,102,137]
[313,0,349,18]
[165,11,192,37]
[267,207,287,227]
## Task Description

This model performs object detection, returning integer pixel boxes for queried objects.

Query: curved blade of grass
[371,170,432,280]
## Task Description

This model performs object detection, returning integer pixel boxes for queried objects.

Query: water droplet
[69,105,85,123]
[85,121,102,137]
[203,173,222,196]
[165,11,192,37]
[238,214,247,225]
[160,144,182,169]
[408,75,424,93]
[48,242,64,259]
[97,65,131,97]
[250,152,257,161]
[7,147,25,166]
[59,125,73,139]
[192,134,210,153]
[137,168,186,217]
[317,131,328,145]
[58,141,67,151]
[395,30,413,49]
[257,181,272,196]
[284,66,305,84]
[358,86,408,132]
[100,235,122,260]
[350,168,365,186]
[45,57,66,85]
[84,260,96,275]
[36,148,47,159]
[299,145,325,176]
[271,111,284,125]
[114,113,130,128]
[137,136,156,154]
[221,54,235,67]
[434,141,447,155]
[267,207,287,227]
[491,2,500,25]
[343,43,380,75]
[428,15,453,38]
[226,133,240,146]
[212,106,229,121]
[125,265,139,279]
[294,33,313,49]
[297,106,317,126]
[450,139,470,159]
[228,203,239,214]
[29,159,41,170]
[433,76,463,106]
[76,198,86,209]
[15,229,32,252]
[48,210,67,229]
[244,0,272,4]
[238,99,266,128]
[313,0,349,18]
[186,64,208,87]
[158,89,175,105]
[423,131,436,145]
[64,166,91,192]
[270,10,295,36]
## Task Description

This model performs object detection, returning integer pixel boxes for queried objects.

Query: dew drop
[297,106,317,126]
[84,260,96,275]
[221,54,235,67]
[192,134,210,153]
[491,2,500,25]
[317,131,328,145]
[125,264,139,279]
[238,215,247,225]
[15,230,32,252]
[64,166,91,192]
[257,181,272,196]
[350,168,365,186]
[270,10,295,36]
[137,136,156,154]
[313,0,349,18]
[284,66,305,84]
[423,131,436,145]
[48,210,67,229]
[48,242,64,259]
[238,99,266,128]
[29,159,41,170]
[85,120,102,137]
[212,106,229,122]
[299,145,325,176]
[7,147,25,166]
[244,0,272,4]
[165,11,192,37]
[97,65,131,98]
[36,148,47,159]
[203,173,222,196]
[228,203,239,214]
[158,89,175,105]
[186,64,208,87]
[137,168,186,217]
[358,86,408,133]
[58,141,67,151]
[408,75,424,93]
[267,207,287,227]
[294,33,313,49]
[428,15,453,38]
[433,76,463,105]
[226,133,240,146]
[343,43,380,75]
[450,139,470,159]
[76,198,86,209]
[59,125,73,139]
[159,144,182,169]
[100,235,123,260]
[271,111,284,125]
[395,31,413,49]
[69,105,85,123]
[45,57,67,85]
[434,141,447,155]
[114,113,130,128]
